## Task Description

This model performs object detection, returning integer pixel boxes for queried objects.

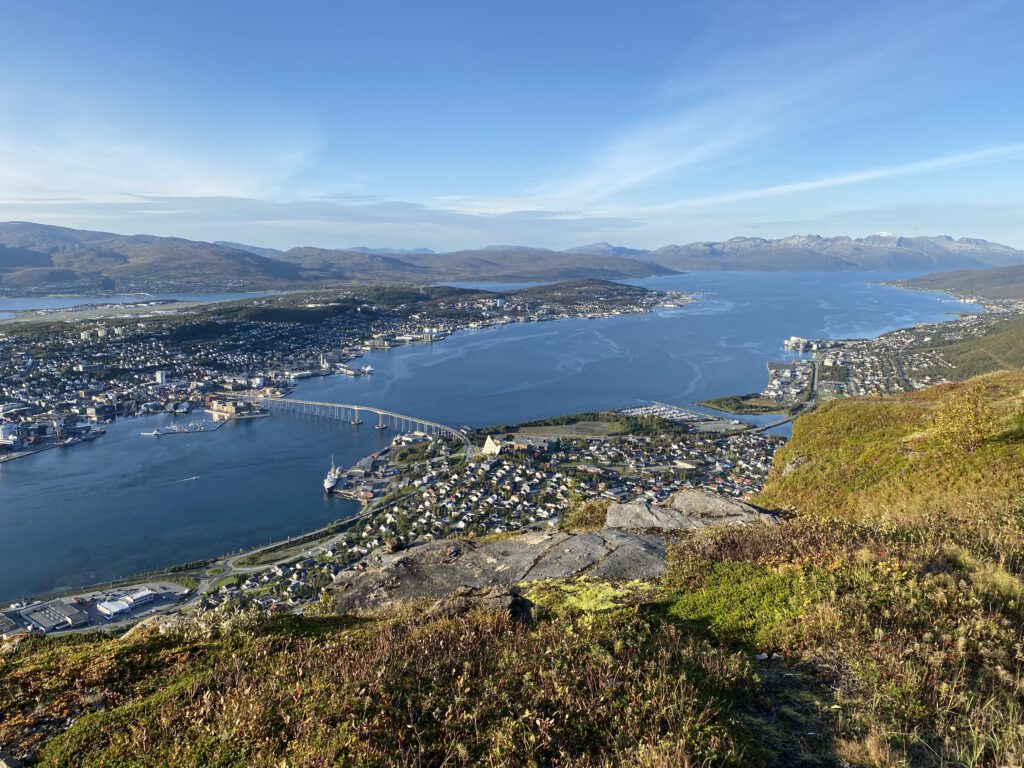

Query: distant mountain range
[0,223,669,292]
[644,234,1024,272]
[2,222,1023,292]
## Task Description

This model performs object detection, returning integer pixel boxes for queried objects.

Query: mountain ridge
[3,222,1023,292]
[902,263,1024,300]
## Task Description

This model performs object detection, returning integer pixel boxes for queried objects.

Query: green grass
[517,421,627,437]
[525,578,655,615]
[6,609,759,767]
[699,394,800,416]
[6,372,1024,766]
[756,370,1024,521]
[559,498,609,532]
[660,559,825,648]
[928,315,1024,378]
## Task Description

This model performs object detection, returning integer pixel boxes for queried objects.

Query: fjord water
[0,273,979,601]
[0,291,276,321]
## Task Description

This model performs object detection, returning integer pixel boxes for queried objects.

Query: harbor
[0,272,980,603]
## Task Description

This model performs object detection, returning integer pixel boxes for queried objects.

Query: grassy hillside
[4,374,1024,766]
[927,315,1024,378]
[757,371,1024,519]
[904,265,1024,300]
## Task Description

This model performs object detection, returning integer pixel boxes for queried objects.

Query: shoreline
[0,285,690,468]
[2,278,990,619]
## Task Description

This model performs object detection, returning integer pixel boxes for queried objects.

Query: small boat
[375,423,388,430]
[140,430,162,437]
[351,418,363,425]
[362,365,375,374]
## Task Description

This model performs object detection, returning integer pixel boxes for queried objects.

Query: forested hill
[904,264,1024,300]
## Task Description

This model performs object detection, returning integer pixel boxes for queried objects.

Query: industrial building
[20,599,89,633]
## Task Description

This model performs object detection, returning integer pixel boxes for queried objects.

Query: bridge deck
[253,397,468,444]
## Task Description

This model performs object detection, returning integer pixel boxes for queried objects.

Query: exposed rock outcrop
[332,529,665,614]
[330,490,775,615]
[605,489,775,531]
[424,586,534,621]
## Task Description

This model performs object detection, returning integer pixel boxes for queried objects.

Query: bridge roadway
[247,396,471,447]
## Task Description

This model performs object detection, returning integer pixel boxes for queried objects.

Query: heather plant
[931,377,998,452]
[5,372,1024,767]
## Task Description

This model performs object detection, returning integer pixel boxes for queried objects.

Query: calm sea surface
[0,291,277,321]
[0,273,981,601]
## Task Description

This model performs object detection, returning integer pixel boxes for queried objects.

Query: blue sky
[0,0,1022,250]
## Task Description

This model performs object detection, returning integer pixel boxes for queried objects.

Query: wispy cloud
[438,2,1011,223]
[0,92,322,205]
[637,143,1024,213]
[439,79,836,216]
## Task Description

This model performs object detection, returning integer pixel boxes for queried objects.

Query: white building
[97,600,130,619]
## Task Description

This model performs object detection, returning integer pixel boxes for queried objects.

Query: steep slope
[756,370,1024,519]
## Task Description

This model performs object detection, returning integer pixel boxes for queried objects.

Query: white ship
[362,365,375,374]
[323,455,342,493]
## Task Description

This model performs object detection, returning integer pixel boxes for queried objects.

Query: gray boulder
[605,489,775,531]
[424,585,534,621]
[332,529,665,615]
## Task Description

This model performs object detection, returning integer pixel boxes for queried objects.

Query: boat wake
[171,475,201,483]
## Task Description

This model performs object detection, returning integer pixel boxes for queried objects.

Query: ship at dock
[323,455,342,493]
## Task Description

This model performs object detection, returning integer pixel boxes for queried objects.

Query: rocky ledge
[605,488,776,531]
[331,490,774,615]
[332,529,665,614]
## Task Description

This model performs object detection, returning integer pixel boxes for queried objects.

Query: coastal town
[0,281,686,459]
[193,407,782,612]
[2,279,1021,638]
[0,402,782,637]
[773,294,1024,402]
